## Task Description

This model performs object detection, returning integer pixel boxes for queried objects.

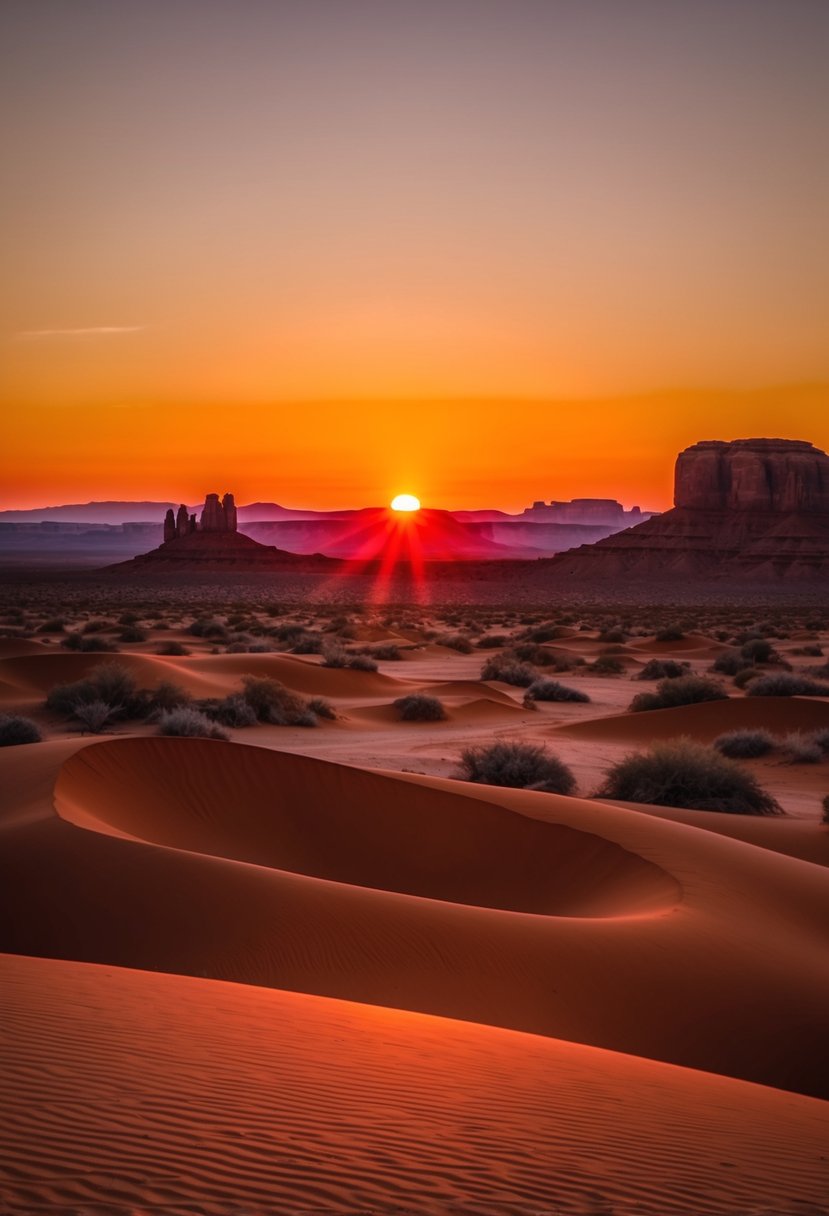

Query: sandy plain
[1,584,828,1215]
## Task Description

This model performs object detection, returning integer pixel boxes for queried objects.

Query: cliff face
[549,439,829,581]
[675,440,829,513]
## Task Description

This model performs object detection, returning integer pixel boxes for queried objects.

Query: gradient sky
[2,0,828,510]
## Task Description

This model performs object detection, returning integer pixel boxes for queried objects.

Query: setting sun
[390,493,420,512]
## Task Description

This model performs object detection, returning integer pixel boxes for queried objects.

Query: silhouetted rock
[200,493,226,532]
[549,439,829,581]
[105,489,333,573]
[222,492,238,532]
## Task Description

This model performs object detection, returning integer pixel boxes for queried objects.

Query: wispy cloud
[14,325,145,339]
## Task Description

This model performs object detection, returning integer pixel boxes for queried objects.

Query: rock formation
[549,439,829,581]
[675,439,829,513]
[522,498,650,526]
[107,490,332,573]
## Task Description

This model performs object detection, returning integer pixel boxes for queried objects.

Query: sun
[390,493,420,512]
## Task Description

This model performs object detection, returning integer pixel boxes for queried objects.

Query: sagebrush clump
[0,714,42,746]
[714,729,776,759]
[392,694,447,721]
[630,675,729,713]
[595,738,782,815]
[458,741,576,795]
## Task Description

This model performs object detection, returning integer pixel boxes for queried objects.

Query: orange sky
[3,388,828,513]
[2,2,828,511]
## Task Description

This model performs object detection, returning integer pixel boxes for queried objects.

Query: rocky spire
[200,493,226,532]
[163,509,176,543]
[222,492,238,532]
[176,504,190,538]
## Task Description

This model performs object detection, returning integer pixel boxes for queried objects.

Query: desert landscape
[4,1,829,1211]
[2,547,829,1212]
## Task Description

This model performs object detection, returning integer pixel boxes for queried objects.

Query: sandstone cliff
[549,439,829,581]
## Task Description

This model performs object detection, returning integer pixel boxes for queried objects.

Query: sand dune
[553,693,829,743]
[603,798,829,867]
[3,951,828,1216]
[2,735,828,1099]
[0,648,405,704]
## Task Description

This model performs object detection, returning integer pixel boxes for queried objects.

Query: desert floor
[1,580,829,1214]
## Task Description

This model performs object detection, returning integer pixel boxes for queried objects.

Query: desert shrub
[590,655,625,675]
[187,618,229,641]
[118,625,148,643]
[72,700,121,734]
[362,643,402,660]
[714,729,776,759]
[46,678,98,716]
[745,673,829,698]
[435,633,474,653]
[823,795,829,825]
[595,739,782,815]
[511,642,561,667]
[635,659,690,681]
[733,666,765,689]
[156,641,190,656]
[476,633,509,649]
[393,694,447,721]
[0,714,42,746]
[307,697,337,721]
[37,617,66,633]
[321,643,349,668]
[712,650,752,676]
[89,664,140,709]
[240,676,317,726]
[780,732,824,765]
[630,675,729,713]
[458,741,576,795]
[348,654,379,672]
[157,708,229,740]
[598,627,627,643]
[290,633,323,653]
[655,626,686,642]
[198,694,258,728]
[523,679,590,704]
[61,632,117,653]
[791,644,823,657]
[480,654,536,687]
[740,638,775,664]
[46,663,139,718]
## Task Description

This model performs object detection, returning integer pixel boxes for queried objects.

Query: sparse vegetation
[523,679,590,704]
[458,740,576,795]
[240,675,317,726]
[480,654,537,687]
[630,675,729,712]
[714,729,776,759]
[745,673,829,697]
[780,732,824,765]
[392,694,447,721]
[635,659,690,680]
[157,707,229,740]
[595,739,782,815]
[655,626,686,642]
[0,714,42,746]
